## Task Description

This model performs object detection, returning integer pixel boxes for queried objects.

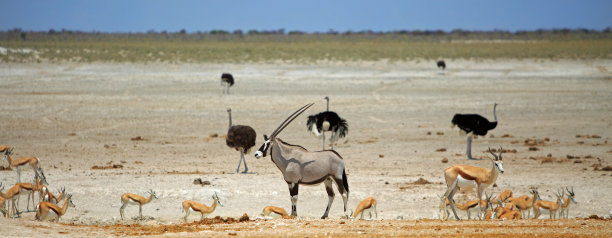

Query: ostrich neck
[493,104,498,122]
[326,98,329,111]
[228,111,232,130]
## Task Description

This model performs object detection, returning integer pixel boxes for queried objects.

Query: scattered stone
[209,133,218,138]
[441,157,449,163]
[379,154,384,158]
[436,132,444,135]
[131,136,145,141]
[541,158,554,164]
[239,213,250,222]
[193,178,211,186]
[435,148,447,152]
[528,147,539,151]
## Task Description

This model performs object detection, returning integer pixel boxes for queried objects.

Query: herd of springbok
[0,102,580,222]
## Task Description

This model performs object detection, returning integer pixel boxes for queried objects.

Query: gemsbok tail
[342,169,349,193]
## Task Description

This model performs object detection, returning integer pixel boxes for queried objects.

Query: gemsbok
[254,103,350,219]
[182,191,223,222]
[120,190,158,220]
[441,147,504,220]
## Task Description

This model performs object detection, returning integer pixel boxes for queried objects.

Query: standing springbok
[2,148,46,183]
[120,190,158,220]
[254,103,350,219]
[441,147,504,220]
[182,191,223,222]
[559,187,577,218]
[533,190,565,219]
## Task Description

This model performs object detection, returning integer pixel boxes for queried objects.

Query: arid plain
[0,59,611,236]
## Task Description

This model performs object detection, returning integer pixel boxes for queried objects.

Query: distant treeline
[2,28,611,63]
[1,27,612,41]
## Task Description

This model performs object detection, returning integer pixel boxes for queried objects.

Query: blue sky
[1,0,610,33]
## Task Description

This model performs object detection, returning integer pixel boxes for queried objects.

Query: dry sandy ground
[0,59,611,237]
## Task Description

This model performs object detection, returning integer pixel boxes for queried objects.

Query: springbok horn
[270,103,314,138]
[488,147,498,160]
[498,146,502,159]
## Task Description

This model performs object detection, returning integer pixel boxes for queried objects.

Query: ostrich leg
[466,133,478,160]
[321,132,326,151]
[241,152,249,173]
[235,152,244,173]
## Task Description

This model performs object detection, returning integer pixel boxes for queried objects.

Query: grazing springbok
[254,103,350,219]
[533,190,565,219]
[350,197,377,220]
[559,187,577,218]
[260,206,292,219]
[182,191,223,222]
[508,189,540,218]
[441,147,504,220]
[120,190,158,220]
[35,193,75,222]
[3,147,46,183]
[440,193,494,220]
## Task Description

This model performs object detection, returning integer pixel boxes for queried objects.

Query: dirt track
[0,60,611,236]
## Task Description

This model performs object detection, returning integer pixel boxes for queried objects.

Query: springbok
[350,197,377,220]
[2,148,46,183]
[260,206,292,219]
[440,193,494,220]
[559,187,577,218]
[36,193,75,222]
[120,190,158,220]
[441,147,504,220]
[508,189,540,218]
[182,191,223,222]
[254,103,350,219]
[16,175,47,211]
[533,190,565,219]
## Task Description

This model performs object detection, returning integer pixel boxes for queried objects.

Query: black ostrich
[451,103,498,160]
[306,96,348,150]
[437,59,446,70]
[226,108,256,173]
[221,73,234,94]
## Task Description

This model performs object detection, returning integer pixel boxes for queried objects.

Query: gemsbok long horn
[270,103,314,138]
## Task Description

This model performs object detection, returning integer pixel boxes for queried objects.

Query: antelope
[1,183,26,217]
[441,147,504,220]
[494,199,522,220]
[42,186,65,204]
[533,190,565,219]
[12,176,47,212]
[254,103,350,219]
[493,189,513,204]
[182,192,223,222]
[35,194,75,222]
[442,193,494,220]
[508,189,540,218]
[260,206,292,219]
[0,183,8,217]
[119,190,158,220]
[2,148,46,183]
[559,187,577,219]
[350,197,377,220]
